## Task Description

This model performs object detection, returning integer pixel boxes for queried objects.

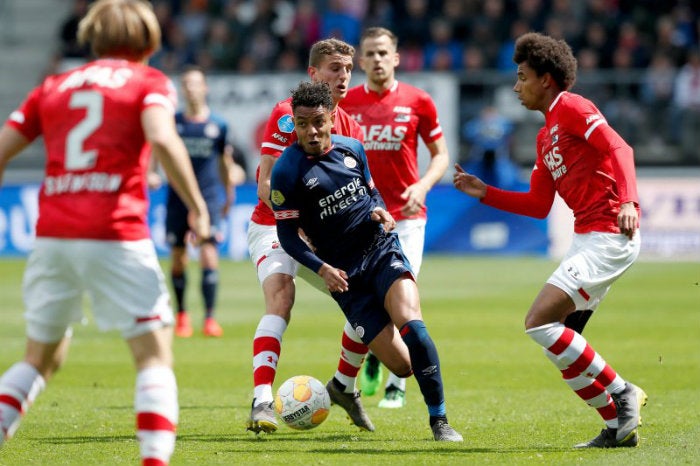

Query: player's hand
[453,164,487,198]
[187,210,211,245]
[400,182,427,217]
[371,207,396,232]
[618,202,639,240]
[318,263,348,293]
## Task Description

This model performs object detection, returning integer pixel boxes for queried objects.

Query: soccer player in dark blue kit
[151,65,241,338]
[270,81,463,441]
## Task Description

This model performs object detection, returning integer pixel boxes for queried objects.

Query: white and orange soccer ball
[274,375,331,430]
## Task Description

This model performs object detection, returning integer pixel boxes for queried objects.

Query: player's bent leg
[247,244,297,434]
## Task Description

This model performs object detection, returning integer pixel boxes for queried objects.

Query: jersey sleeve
[482,157,556,218]
[141,70,177,114]
[5,85,43,142]
[270,151,325,273]
[416,91,443,144]
[260,101,295,157]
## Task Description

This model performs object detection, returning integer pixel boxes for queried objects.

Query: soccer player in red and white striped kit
[0,1,210,464]
[454,32,647,448]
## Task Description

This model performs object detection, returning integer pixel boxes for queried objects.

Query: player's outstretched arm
[452,163,487,199]
[142,106,210,241]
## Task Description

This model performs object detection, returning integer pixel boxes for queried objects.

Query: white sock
[0,362,45,444]
[135,366,178,465]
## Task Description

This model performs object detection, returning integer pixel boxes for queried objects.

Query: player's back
[10,59,176,241]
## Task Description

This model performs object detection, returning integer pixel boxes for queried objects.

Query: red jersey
[483,91,639,234]
[342,81,442,221]
[6,59,177,240]
[250,97,364,225]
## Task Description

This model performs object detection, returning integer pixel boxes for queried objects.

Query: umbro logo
[390,260,404,269]
[306,177,319,189]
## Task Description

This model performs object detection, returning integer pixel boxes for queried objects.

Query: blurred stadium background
[0,0,698,261]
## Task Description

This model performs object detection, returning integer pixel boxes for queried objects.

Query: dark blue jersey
[168,111,227,204]
[271,135,386,272]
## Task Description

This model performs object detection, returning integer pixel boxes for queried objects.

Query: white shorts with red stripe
[23,238,173,342]
[247,221,298,283]
[547,231,641,311]
[247,221,329,293]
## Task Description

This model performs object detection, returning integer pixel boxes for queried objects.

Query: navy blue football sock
[400,320,445,416]
[201,268,218,318]
[171,271,186,313]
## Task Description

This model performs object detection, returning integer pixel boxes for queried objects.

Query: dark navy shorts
[165,196,221,247]
[332,232,415,345]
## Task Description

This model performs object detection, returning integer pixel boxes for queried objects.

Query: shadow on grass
[175,432,571,454]
[30,435,135,444]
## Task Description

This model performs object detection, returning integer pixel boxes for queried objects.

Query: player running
[271,81,463,442]
[453,32,647,448]
[246,38,374,434]
[342,26,450,408]
[0,1,209,464]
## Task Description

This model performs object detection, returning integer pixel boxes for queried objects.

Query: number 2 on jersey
[65,90,103,171]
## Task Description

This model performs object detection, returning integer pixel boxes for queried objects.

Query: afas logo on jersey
[277,114,295,133]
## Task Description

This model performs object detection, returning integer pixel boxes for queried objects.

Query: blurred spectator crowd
[58,0,700,74]
[57,0,700,163]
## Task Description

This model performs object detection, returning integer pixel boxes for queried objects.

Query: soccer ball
[274,375,331,430]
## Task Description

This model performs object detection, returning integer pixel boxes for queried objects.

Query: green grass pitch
[0,256,698,465]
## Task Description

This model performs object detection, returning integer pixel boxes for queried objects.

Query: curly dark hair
[291,81,334,112]
[513,32,577,91]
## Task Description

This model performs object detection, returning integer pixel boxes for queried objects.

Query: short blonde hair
[78,0,161,60]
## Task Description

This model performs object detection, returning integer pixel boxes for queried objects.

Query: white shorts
[394,218,426,275]
[547,231,641,311]
[246,221,332,293]
[247,221,299,283]
[23,238,173,342]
